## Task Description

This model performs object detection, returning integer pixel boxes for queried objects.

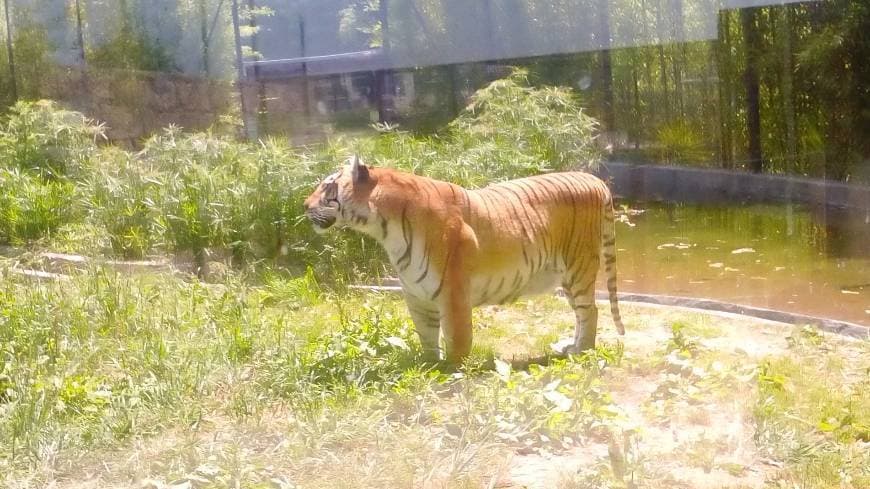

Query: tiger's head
[303,155,376,233]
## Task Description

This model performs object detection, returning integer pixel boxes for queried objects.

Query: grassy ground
[1,263,867,489]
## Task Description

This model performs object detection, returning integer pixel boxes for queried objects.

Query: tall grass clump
[0,168,76,245]
[449,68,600,178]
[81,146,166,257]
[0,100,103,245]
[347,69,600,188]
[0,100,105,179]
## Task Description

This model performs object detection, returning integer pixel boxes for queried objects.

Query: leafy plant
[296,299,421,394]
[0,100,105,179]
[451,68,600,175]
[88,28,176,72]
[0,168,77,245]
[655,121,710,165]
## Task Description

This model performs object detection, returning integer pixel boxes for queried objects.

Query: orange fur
[304,157,625,364]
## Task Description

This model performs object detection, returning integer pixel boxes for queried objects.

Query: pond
[613,203,870,327]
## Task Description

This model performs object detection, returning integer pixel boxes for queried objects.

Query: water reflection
[611,203,870,325]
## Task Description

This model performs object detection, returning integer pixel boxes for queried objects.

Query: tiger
[303,155,625,364]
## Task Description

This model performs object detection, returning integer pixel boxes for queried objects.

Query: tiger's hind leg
[565,290,598,353]
[405,294,442,361]
[562,255,600,353]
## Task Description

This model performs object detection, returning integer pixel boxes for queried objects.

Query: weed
[0,100,104,180]
[0,168,76,244]
[753,340,870,488]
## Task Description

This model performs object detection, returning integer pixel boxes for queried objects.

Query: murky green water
[611,203,870,326]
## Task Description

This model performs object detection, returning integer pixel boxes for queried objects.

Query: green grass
[0,266,624,487]
[754,327,870,488]
[1,266,867,488]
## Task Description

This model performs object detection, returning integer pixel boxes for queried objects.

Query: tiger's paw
[550,337,577,356]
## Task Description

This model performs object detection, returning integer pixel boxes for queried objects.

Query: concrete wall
[598,162,870,212]
[41,67,235,146]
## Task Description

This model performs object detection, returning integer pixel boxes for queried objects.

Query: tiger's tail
[602,195,625,335]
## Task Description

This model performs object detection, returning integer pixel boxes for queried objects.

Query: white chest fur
[380,220,442,300]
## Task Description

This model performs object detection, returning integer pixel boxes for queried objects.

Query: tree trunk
[655,5,670,121]
[230,0,256,139]
[299,16,311,121]
[3,0,17,100]
[376,0,391,123]
[673,0,686,117]
[597,0,615,132]
[780,6,797,175]
[74,0,86,65]
[199,0,209,75]
[717,9,733,168]
[632,63,641,149]
[741,7,763,173]
[247,0,267,133]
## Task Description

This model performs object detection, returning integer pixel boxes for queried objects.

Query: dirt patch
[484,301,862,488]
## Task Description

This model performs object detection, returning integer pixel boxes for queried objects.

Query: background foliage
[0,1,868,181]
[0,72,597,280]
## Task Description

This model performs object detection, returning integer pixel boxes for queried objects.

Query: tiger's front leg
[404,294,442,361]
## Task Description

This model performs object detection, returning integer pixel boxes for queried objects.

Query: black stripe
[496,191,531,240]
[461,188,471,220]
[543,175,578,261]
[532,179,558,202]
[502,186,538,235]
[430,247,453,301]
[479,276,493,303]
[492,276,505,297]
[568,253,593,288]
[513,180,550,230]
[380,216,389,240]
[397,207,413,269]
[409,306,440,326]
[514,179,545,203]
[479,190,495,228]
[511,270,523,290]
[576,274,597,297]
[414,250,431,283]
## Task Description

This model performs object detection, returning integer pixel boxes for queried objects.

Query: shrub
[0,100,104,179]
[0,168,76,245]
[81,146,167,257]
[295,299,421,394]
[0,71,602,280]
[654,121,710,165]
[344,69,600,188]
[450,68,600,177]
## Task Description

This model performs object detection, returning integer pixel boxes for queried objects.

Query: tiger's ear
[350,154,369,183]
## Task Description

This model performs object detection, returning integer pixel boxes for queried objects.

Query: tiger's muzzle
[305,206,338,233]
